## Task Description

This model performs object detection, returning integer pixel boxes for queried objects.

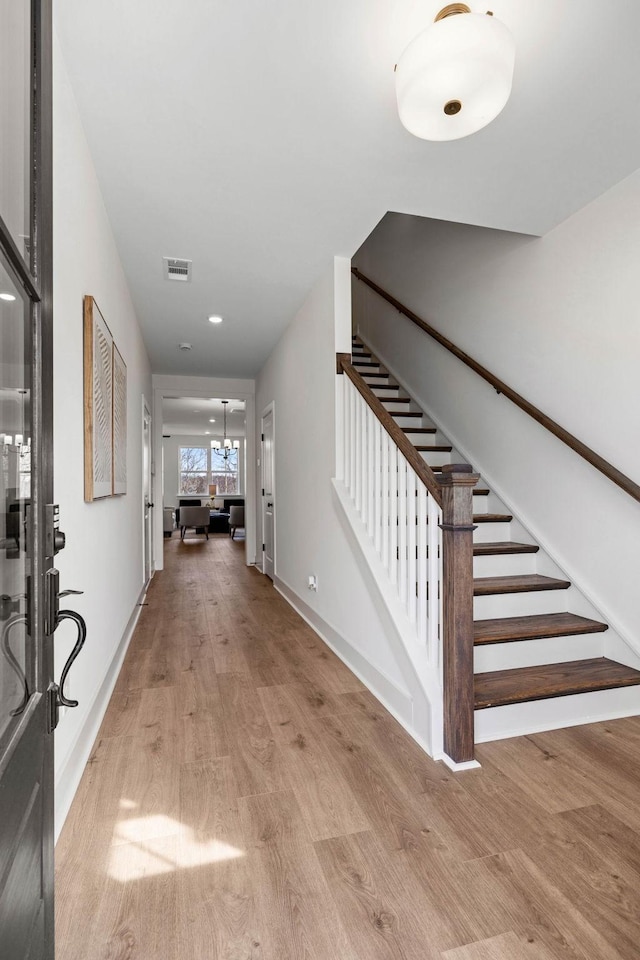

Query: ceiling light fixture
[211,401,240,460]
[209,419,216,423]
[178,342,192,351]
[0,292,16,302]
[208,315,223,325]
[395,4,515,142]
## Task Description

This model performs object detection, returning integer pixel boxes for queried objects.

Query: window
[179,445,241,496]
[211,447,239,495]
[179,446,208,495]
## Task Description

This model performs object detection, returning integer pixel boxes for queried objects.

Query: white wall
[52,30,152,837]
[256,257,438,752]
[162,433,246,509]
[354,174,640,657]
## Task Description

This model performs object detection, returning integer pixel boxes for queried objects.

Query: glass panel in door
[0,0,32,261]
[0,256,32,743]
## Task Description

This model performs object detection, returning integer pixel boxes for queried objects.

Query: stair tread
[381,397,412,403]
[473,541,539,556]
[473,489,490,496]
[415,445,453,452]
[393,411,424,418]
[402,427,437,434]
[475,657,640,708]
[361,372,391,378]
[474,513,513,523]
[474,612,609,644]
[372,384,400,390]
[353,360,381,368]
[474,574,571,596]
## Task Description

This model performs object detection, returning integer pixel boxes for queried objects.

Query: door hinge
[262,543,265,552]
[261,488,265,496]
[261,433,264,442]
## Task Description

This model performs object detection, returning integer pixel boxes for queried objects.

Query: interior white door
[142,405,153,586]
[261,407,275,580]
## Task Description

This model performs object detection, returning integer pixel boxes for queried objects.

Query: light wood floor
[56,533,640,959]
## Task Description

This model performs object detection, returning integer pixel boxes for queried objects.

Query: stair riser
[473,522,514,542]
[473,553,537,578]
[473,590,569,620]
[475,685,640,743]
[419,450,452,468]
[393,415,431,429]
[474,633,605,673]
[382,401,420,414]
[361,375,392,385]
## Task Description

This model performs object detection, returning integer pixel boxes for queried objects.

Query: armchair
[179,505,211,541]
[229,505,245,540]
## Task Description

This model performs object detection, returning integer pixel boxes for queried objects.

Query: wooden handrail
[338,354,443,506]
[352,267,640,505]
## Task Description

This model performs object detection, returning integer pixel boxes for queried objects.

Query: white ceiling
[162,397,246,437]
[54,1,640,378]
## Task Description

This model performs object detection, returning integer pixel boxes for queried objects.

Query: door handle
[54,610,87,708]
[267,502,273,508]
[2,614,29,718]
[44,570,88,730]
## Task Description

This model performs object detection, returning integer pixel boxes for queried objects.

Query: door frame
[151,378,257,571]
[141,398,153,587]
[260,401,275,578]
[0,0,55,954]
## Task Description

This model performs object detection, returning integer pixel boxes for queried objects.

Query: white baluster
[406,466,417,624]
[360,398,367,521]
[374,418,382,553]
[382,432,389,569]
[427,495,441,665]
[349,382,356,498]
[397,456,407,604]
[367,407,375,538]
[389,443,398,584]
[417,484,427,642]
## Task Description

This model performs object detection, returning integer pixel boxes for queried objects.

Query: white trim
[54,584,146,842]
[274,575,413,723]
[260,401,275,578]
[152,375,256,571]
[142,396,153,587]
[439,754,481,772]
[274,575,477,774]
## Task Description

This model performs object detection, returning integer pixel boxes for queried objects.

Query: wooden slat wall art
[83,296,127,501]
[112,343,127,495]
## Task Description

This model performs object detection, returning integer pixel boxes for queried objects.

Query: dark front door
[0,1,55,957]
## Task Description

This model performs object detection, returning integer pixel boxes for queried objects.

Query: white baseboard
[274,575,412,718]
[54,585,147,842]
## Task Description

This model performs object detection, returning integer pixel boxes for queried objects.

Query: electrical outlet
[307,575,318,592]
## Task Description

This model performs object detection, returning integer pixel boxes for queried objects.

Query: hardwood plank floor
[56,533,640,959]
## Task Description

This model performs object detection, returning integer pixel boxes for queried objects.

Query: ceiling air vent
[163,257,192,282]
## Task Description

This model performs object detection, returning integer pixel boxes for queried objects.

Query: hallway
[55,534,640,959]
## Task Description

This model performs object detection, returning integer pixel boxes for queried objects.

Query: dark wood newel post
[439,463,479,763]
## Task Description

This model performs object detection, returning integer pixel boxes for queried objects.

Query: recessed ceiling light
[205,431,210,435]
[0,293,16,302]
[209,419,216,423]
[208,315,223,324]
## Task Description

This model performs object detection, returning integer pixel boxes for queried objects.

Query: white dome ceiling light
[395,4,515,142]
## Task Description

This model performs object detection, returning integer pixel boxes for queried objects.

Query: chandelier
[210,401,239,462]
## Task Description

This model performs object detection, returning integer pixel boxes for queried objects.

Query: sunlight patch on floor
[108,813,244,881]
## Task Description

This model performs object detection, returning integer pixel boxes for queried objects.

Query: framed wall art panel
[112,343,127,495]
[83,296,113,501]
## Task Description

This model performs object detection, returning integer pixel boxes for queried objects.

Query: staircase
[350,334,640,737]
